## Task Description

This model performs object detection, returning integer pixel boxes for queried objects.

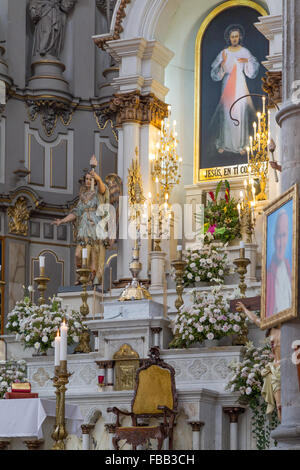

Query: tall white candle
[55,330,61,367]
[240,241,245,249]
[39,256,45,268]
[82,248,88,267]
[60,321,68,362]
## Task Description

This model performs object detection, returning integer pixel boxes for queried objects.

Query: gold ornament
[7,197,30,236]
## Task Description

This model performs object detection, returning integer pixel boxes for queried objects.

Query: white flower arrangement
[182,243,230,286]
[6,294,87,354]
[226,341,273,402]
[0,360,28,399]
[170,286,246,348]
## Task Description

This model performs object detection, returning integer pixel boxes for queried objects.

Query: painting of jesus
[211,24,259,155]
[194,3,269,181]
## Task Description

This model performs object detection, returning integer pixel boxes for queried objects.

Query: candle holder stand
[171,252,187,312]
[51,361,72,450]
[34,272,50,306]
[76,266,92,353]
[76,267,91,317]
[233,248,251,346]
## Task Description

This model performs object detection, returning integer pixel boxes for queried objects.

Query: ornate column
[255,9,283,201]
[223,407,245,450]
[81,424,95,451]
[106,361,114,389]
[100,39,173,282]
[272,0,300,449]
[151,327,162,348]
[150,251,166,290]
[188,422,204,451]
[105,423,116,450]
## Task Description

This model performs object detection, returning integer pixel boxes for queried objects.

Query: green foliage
[200,180,241,244]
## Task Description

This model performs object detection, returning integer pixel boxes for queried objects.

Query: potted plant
[169,287,246,349]
[182,242,230,287]
[201,180,241,245]
[226,341,279,450]
[6,290,87,355]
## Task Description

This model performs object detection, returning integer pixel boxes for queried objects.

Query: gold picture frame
[193,0,268,184]
[261,184,299,329]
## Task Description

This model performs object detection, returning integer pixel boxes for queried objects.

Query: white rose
[34,342,40,350]
[246,387,252,395]
[187,273,193,280]
[207,333,214,341]
[42,336,48,343]
[25,335,31,342]
[72,336,79,343]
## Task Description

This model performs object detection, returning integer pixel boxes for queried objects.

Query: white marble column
[188,422,204,450]
[151,327,162,348]
[81,425,95,451]
[272,0,300,450]
[223,407,245,450]
[105,423,116,450]
[150,251,166,289]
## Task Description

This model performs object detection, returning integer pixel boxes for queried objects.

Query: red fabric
[221,64,237,109]
[4,393,39,399]
[266,258,292,318]
[208,192,215,202]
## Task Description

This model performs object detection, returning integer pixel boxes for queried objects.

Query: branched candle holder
[171,250,186,312]
[34,265,50,306]
[51,361,72,451]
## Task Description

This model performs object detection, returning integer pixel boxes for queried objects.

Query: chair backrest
[132,348,177,416]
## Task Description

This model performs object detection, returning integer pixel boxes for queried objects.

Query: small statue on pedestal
[53,158,122,285]
[29,0,77,58]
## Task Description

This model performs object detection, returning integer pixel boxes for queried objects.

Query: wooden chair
[107,347,178,450]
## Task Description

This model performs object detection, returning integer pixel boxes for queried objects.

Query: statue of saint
[53,169,110,284]
[29,0,77,58]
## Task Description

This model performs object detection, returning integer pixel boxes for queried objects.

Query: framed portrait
[194,0,269,183]
[261,185,299,329]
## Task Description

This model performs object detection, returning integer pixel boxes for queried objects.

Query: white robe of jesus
[211,46,259,154]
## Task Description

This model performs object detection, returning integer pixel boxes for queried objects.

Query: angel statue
[53,158,122,285]
[29,0,77,58]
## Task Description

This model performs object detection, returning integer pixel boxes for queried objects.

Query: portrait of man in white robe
[210,24,259,155]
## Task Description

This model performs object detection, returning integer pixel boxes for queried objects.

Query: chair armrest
[157,406,177,416]
[107,407,134,417]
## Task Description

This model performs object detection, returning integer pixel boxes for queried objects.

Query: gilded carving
[26,99,77,137]
[262,71,282,106]
[113,343,140,391]
[93,0,131,49]
[7,197,31,236]
[109,91,168,129]
[32,367,51,387]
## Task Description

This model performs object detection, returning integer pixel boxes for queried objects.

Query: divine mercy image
[211,24,259,155]
[199,6,268,171]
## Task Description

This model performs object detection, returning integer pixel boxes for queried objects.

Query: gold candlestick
[34,268,50,306]
[171,252,186,312]
[76,267,91,317]
[233,248,251,298]
[51,361,72,451]
[75,266,92,354]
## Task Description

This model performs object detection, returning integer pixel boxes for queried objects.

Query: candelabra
[149,106,182,251]
[230,94,279,203]
[237,180,256,244]
[171,249,187,312]
[51,361,72,450]
[119,149,152,301]
[34,258,50,306]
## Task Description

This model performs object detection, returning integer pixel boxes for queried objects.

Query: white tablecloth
[0,399,83,439]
